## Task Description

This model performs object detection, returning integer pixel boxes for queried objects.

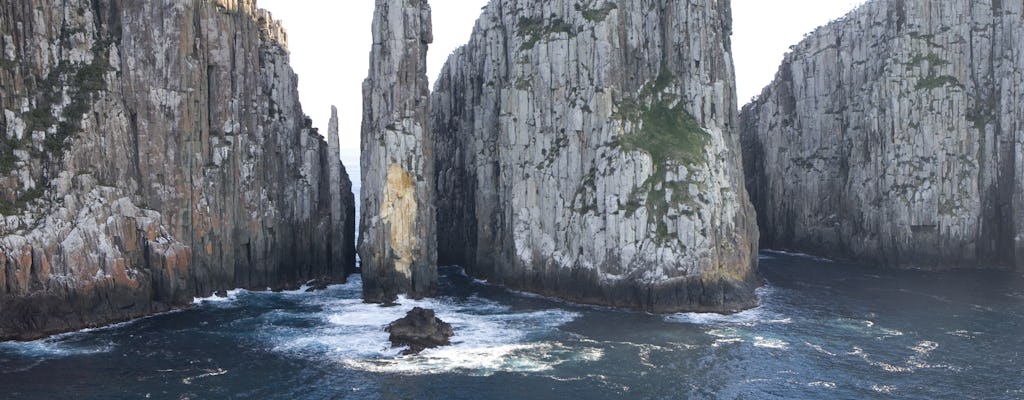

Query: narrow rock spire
[359,0,437,302]
[328,106,356,276]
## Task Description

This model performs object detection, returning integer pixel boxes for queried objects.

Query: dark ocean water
[1,252,1022,399]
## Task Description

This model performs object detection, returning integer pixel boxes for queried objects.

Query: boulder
[386,307,454,355]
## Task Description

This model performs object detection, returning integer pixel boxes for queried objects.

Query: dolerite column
[359,0,437,302]
[328,106,357,277]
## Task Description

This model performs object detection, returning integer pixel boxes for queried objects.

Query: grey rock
[432,0,759,312]
[385,306,454,355]
[741,0,1024,270]
[0,0,355,340]
[329,106,358,277]
[360,0,438,302]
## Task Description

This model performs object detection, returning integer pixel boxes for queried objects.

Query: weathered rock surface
[386,307,454,355]
[741,0,1024,269]
[329,106,358,278]
[432,0,760,312]
[360,0,437,302]
[0,0,355,340]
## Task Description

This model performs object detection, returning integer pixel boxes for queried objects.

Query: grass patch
[573,167,599,214]
[612,67,710,242]
[0,186,46,215]
[616,66,709,170]
[24,42,110,159]
[0,199,16,216]
[517,17,577,51]
[515,78,531,91]
[0,57,17,70]
[905,53,949,69]
[620,102,708,166]
[916,75,960,90]
[966,95,998,131]
[0,139,19,175]
[905,51,959,91]
[575,2,617,22]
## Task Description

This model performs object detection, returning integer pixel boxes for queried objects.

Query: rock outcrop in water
[432,0,760,312]
[0,0,355,340]
[386,307,454,355]
[741,0,1024,269]
[360,0,438,302]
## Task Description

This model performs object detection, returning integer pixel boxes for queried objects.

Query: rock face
[329,106,358,278]
[386,307,454,355]
[432,0,759,312]
[360,0,437,302]
[0,0,355,340]
[741,0,1024,269]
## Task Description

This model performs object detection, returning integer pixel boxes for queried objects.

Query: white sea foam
[762,249,835,263]
[805,342,837,357]
[849,346,913,373]
[0,307,189,360]
[946,330,983,339]
[0,338,115,358]
[664,286,790,326]
[344,342,604,376]
[872,384,897,394]
[753,336,790,350]
[832,318,903,339]
[808,381,837,389]
[711,338,744,347]
[706,327,789,350]
[192,288,246,304]
[261,276,593,376]
[181,368,228,385]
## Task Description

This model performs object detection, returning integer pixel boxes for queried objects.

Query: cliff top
[212,0,290,49]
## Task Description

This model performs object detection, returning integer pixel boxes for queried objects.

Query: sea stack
[329,106,358,277]
[432,0,760,312]
[0,0,356,340]
[360,0,438,302]
[741,0,1024,269]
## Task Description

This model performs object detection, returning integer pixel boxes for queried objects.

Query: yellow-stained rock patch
[380,163,418,280]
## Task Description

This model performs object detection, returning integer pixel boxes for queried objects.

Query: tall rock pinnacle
[432,0,760,312]
[360,0,438,302]
[329,106,358,276]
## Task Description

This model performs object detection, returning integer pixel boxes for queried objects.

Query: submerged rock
[360,0,439,303]
[0,0,356,341]
[741,0,1024,270]
[431,0,760,312]
[386,307,454,355]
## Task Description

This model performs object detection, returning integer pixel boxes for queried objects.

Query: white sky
[260,0,864,150]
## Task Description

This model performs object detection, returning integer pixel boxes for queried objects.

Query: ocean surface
[1,252,1022,399]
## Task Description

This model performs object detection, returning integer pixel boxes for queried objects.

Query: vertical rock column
[328,106,358,276]
[360,0,437,302]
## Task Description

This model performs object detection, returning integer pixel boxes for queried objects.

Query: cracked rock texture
[360,0,437,302]
[432,0,759,312]
[741,0,1024,269]
[0,0,355,340]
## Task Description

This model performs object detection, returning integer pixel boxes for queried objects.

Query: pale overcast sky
[260,0,864,150]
